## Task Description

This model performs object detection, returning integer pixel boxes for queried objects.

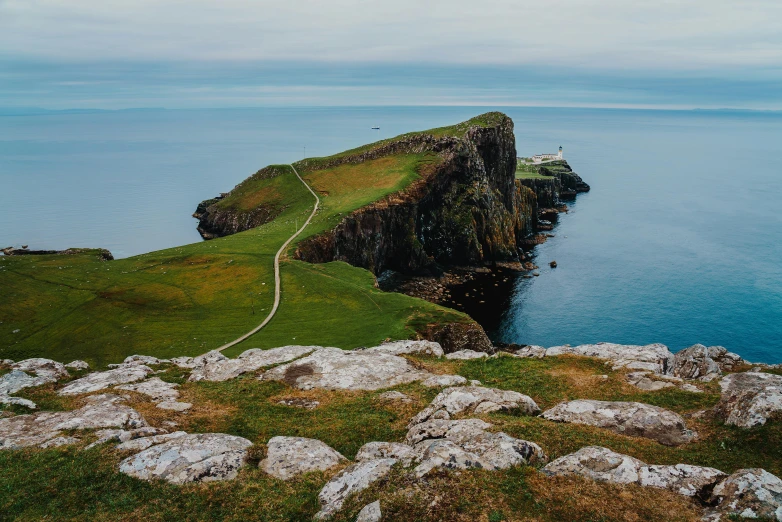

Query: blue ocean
[2,107,781,362]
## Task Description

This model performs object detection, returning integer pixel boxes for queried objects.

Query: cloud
[1,0,781,70]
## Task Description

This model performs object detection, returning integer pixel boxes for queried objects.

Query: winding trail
[215,164,320,352]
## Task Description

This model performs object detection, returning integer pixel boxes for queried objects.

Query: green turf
[0,135,471,367]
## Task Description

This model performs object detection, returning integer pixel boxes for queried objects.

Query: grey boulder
[445,349,488,360]
[409,386,540,427]
[361,340,443,357]
[710,468,782,520]
[355,500,382,522]
[189,346,316,382]
[315,458,397,519]
[671,344,738,381]
[542,399,696,446]
[1,394,147,449]
[261,347,435,391]
[261,436,347,480]
[639,464,726,498]
[116,377,180,402]
[545,343,674,374]
[57,365,153,395]
[715,371,782,428]
[355,441,416,466]
[543,446,645,484]
[119,433,252,484]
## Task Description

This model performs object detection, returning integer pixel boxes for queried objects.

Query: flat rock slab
[261,347,435,391]
[116,377,180,402]
[65,360,90,370]
[410,386,540,426]
[361,340,444,357]
[544,446,726,498]
[355,441,417,466]
[542,399,696,446]
[412,439,492,477]
[156,401,192,412]
[545,343,674,374]
[119,433,252,484]
[315,458,397,519]
[0,370,49,397]
[422,374,467,387]
[639,464,726,498]
[355,500,382,522]
[716,371,782,428]
[58,365,153,395]
[543,446,646,484]
[189,346,317,382]
[377,391,413,403]
[709,468,782,520]
[0,394,147,449]
[261,436,347,480]
[406,418,494,446]
[12,358,69,381]
[116,431,188,451]
[445,350,489,360]
[123,355,168,366]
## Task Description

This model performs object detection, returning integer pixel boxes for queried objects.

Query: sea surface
[2,107,781,362]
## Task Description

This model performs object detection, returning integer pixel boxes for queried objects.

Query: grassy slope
[4,355,779,521]
[0,141,468,366]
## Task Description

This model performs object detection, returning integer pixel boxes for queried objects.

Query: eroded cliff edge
[295,114,538,275]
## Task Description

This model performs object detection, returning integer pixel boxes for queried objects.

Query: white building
[531,146,563,164]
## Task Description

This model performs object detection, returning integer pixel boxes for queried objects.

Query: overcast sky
[2,0,781,109]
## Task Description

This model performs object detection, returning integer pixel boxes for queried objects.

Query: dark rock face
[193,167,285,240]
[296,114,537,276]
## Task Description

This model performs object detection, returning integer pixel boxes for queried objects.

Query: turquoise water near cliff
[2,107,781,361]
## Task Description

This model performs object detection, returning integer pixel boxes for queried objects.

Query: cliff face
[193,167,285,240]
[518,161,590,209]
[295,114,538,275]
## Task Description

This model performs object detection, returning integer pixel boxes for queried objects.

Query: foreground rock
[188,346,317,382]
[409,386,540,426]
[261,436,347,480]
[355,442,417,466]
[545,343,674,374]
[544,446,726,499]
[261,347,436,391]
[355,500,382,522]
[1,358,71,407]
[542,399,696,446]
[58,365,153,395]
[0,394,147,449]
[119,433,252,484]
[405,418,545,476]
[715,371,782,428]
[445,349,488,360]
[361,340,444,357]
[709,468,782,520]
[116,377,180,402]
[315,458,397,519]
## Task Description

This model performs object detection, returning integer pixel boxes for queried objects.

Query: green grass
[0,150,467,367]
[515,162,552,180]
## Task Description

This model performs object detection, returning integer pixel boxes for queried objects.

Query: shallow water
[2,107,781,361]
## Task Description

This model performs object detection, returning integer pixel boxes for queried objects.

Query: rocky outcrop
[409,386,540,426]
[672,344,744,381]
[545,343,675,374]
[709,468,782,520]
[58,365,153,395]
[542,400,696,446]
[0,394,147,449]
[355,442,417,466]
[260,347,437,391]
[188,346,317,382]
[715,371,782,428]
[355,501,382,522]
[544,446,725,498]
[261,436,347,480]
[315,458,397,520]
[118,433,253,484]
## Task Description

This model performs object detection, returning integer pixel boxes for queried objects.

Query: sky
[1,0,781,110]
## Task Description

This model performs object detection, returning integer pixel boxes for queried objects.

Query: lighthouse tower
[557,145,563,159]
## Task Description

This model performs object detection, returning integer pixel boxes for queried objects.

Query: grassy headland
[0,125,474,366]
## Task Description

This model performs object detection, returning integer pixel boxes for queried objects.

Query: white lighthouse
[557,145,563,159]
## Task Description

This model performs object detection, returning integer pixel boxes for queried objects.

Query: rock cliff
[295,113,538,275]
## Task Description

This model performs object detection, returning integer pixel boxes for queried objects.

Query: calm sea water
[2,107,781,361]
